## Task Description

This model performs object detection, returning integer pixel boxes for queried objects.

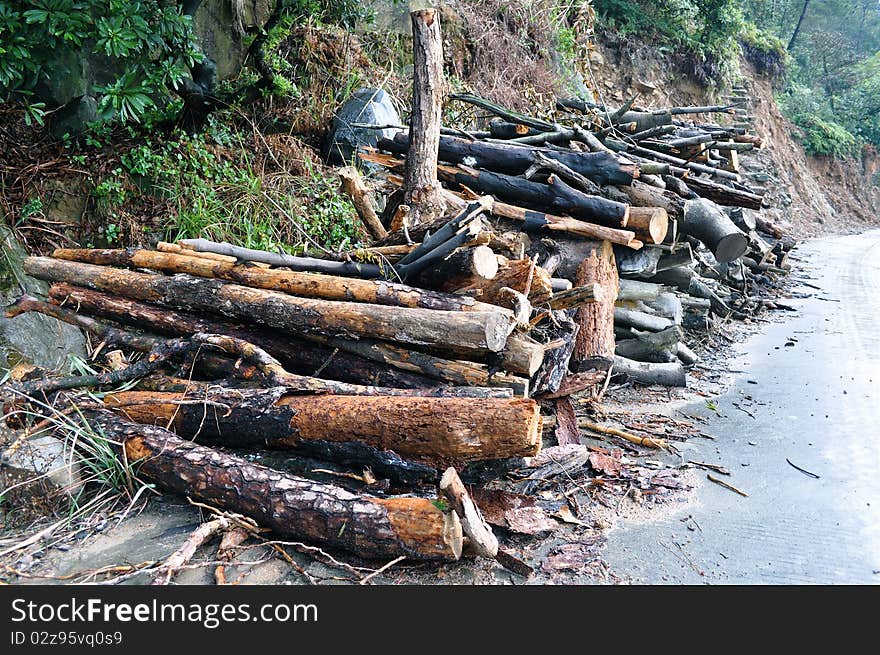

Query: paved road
[604,231,880,584]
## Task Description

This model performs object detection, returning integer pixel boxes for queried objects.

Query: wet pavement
[604,231,880,583]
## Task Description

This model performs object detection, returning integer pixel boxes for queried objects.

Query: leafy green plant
[778,84,862,158]
[90,126,362,253]
[0,0,199,124]
[19,196,44,223]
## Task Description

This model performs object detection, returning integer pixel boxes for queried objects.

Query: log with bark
[90,412,464,560]
[45,283,520,392]
[379,133,636,186]
[403,8,447,225]
[49,248,505,314]
[436,165,630,228]
[612,356,687,387]
[178,238,385,279]
[102,386,542,464]
[571,240,618,372]
[24,257,514,356]
[682,198,749,263]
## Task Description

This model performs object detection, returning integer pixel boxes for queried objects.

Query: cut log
[157,241,237,263]
[179,239,383,279]
[615,326,681,363]
[612,356,687,387]
[489,120,540,139]
[654,244,695,272]
[45,283,511,392]
[682,198,749,263]
[618,279,662,302]
[50,248,504,314]
[571,240,618,372]
[646,292,683,325]
[90,412,462,561]
[456,257,553,304]
[24,258,513,355]
[338,166,387,240]
[546,284,601,311]
[379,133,635,186]
[620,179,686,220]
[436,165,629,228]
[404,8,447,225]
[304,332,530,391]
[626,206,669,244]
[728,207,757,233]
[394,199,489,266]
[614,307,673,332]
[684,176,764,210]
[439,467,498,558]
[614,244,662,277]
[414,245,499,292]
[677,341,700,365]
[487,199,638,247]
[103,387,542,464]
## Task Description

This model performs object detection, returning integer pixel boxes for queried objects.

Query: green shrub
[778,85,861,158]
[739,22,787,79]
[0,1,199,123]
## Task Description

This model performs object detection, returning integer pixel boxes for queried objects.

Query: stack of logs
[3,91,793,569]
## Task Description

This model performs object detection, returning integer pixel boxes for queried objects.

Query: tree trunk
[620,179,685,220]
[404,8,447,226]
[24,258,513,355]
[103,387,542,464]
[788,0,812,51]
[50,248,503,314]
[682,198,749,263]
[90,412,463,561]
[571,240,618,372]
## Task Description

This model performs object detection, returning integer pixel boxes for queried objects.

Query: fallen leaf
[504,507,557,535]
[588,449,623,477]
[551,504,589,527]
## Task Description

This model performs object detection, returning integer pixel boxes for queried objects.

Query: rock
[0,224,86,370]
[1,433,81,495]
[50,95,98,139]
[325,88,402,168]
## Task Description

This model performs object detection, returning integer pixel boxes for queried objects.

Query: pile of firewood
[2,85,794,571]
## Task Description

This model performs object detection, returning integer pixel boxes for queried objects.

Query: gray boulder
[325,88,402,168]
[1,224,86,371]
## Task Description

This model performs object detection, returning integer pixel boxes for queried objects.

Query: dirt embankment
[587,41,879,238]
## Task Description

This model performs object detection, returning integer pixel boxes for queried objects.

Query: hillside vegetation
[0,1,877,255]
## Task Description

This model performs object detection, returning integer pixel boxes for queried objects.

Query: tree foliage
[0,0,200,123]
[742,0,880,155]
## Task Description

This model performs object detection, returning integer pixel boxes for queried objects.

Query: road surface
[604,231,880,584]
